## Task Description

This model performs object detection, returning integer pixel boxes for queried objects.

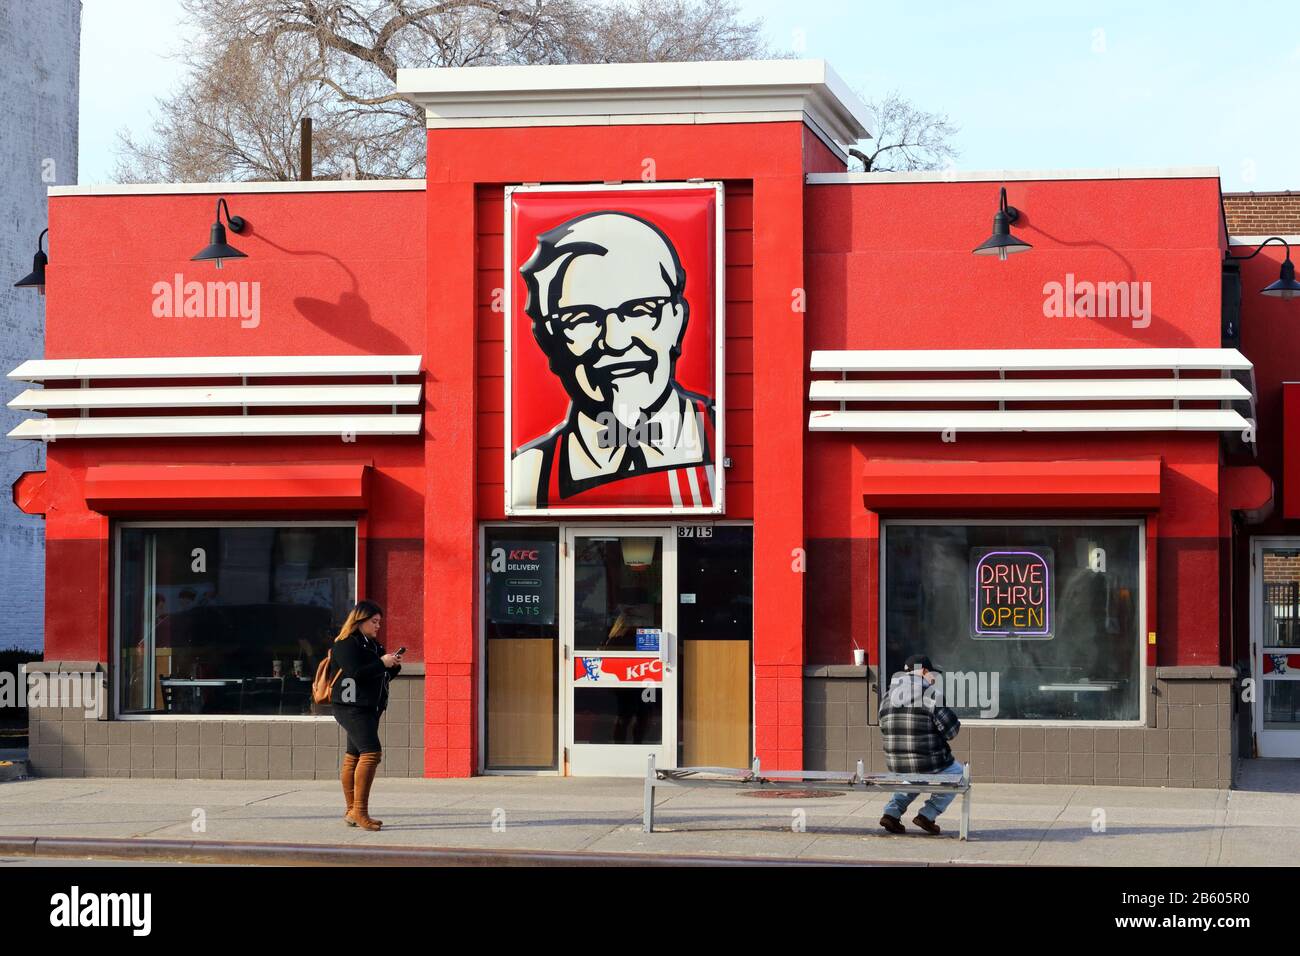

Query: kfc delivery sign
[504,183,725,515]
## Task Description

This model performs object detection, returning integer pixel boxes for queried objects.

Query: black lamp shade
[14,248,48,290]
[974,187,1032,260]
[1262,257,1300,299]
[973,209,1032,259]
[191,221,247,269]
[972,231,1033,259]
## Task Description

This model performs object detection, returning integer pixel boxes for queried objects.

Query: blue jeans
[883,759,964,822]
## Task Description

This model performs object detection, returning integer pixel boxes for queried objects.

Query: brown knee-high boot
[340,753,359,825]
[348,752,383,831]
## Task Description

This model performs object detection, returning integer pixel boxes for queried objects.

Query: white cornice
[807,166,1221,185]
[49,180,426,197]
[395,59,871,149]
[1229,235,1300,245]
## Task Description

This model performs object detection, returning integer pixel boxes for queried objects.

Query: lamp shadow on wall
[249,228,416,355]
[1019,216,1194,348]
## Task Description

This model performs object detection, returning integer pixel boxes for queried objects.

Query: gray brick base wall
[804,665,1239,789]
[25,661,427,779]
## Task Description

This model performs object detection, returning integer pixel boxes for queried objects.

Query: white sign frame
[503,181,726,516]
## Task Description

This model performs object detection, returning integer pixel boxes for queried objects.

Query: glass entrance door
[1254,539,1300,757]
[564,529,677,776]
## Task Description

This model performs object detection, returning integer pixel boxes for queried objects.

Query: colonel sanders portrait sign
[505,183,725,514]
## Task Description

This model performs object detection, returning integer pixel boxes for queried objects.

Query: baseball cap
[903,654,941,674]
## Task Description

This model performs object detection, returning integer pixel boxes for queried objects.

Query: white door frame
[562,526,678,776]
[1250,536,1300,758]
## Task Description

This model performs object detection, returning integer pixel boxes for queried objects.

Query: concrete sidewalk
[0,761,1297,866]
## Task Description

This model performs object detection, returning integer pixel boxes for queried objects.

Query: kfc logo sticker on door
[574,657,664,685]
[505,183,725,514]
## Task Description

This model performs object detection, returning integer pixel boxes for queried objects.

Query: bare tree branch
[114,0,783,182]
[850,90,960,173]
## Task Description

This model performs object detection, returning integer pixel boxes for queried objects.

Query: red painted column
[42,455,109,664]
[751,172,807,769]
[419,121,818,776]
[422,168,478,777]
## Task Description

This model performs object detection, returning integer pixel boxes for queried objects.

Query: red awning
[83,462,371,513]
[12,471,50,516]
[861,458,1162,511]
[1224,464,1273,523]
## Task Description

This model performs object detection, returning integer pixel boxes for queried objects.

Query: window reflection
[118,525,355,716]
[572,537,662,651]
[573,688,663,744]
[883,522,1142,721]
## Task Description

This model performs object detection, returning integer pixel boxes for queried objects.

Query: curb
[0,834,945,867]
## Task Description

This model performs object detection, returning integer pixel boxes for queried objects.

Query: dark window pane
[484,526,559,770]
[883,522,1142,721]
[118,525,355,716]
[572,687,663,744]
[484,527,560,640]
[1264,680,1300,728]
[1262,554,1300,648]
[572,536,662,652]
[677,526,752,641]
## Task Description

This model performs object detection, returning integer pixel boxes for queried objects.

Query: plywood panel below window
[487,638,556,768]
[681,639,750,767]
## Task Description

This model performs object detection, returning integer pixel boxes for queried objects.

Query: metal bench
[642,754,972,840]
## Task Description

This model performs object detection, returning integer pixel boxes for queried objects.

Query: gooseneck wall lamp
[1225,236,1300,300]
[972,186,1032,260]
[13,228,49,294]
[191,197,247,269]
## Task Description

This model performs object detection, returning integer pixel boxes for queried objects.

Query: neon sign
[971,548,1053,639]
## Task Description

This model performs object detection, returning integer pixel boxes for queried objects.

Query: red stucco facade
[16,67,1286,782]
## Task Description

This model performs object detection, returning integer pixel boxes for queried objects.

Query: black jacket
[329,630,400,713]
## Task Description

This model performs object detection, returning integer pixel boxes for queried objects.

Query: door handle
[659,631,673,670]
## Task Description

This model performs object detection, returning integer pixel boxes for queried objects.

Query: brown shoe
[912,813,941,835]
[346,752,383,831]
[879,814,906,834]
[340,753,359,826]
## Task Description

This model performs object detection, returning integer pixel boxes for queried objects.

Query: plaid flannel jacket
[878,672,962,774]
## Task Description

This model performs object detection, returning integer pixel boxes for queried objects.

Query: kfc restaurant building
[10,59,1287,787]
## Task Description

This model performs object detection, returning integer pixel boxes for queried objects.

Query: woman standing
[329,601,402,831]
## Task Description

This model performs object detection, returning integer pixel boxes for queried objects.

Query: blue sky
[80,0,1300,190]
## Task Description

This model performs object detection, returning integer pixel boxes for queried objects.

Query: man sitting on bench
[879,654,963,836]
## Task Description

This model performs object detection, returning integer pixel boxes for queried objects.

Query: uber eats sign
[488,541,557,625]
[971,547,1053,639]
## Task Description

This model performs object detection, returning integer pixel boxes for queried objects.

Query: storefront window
[116,523,356,716]
[882,520,1142,722]
[677,526,753,767]
[483,526,560,770]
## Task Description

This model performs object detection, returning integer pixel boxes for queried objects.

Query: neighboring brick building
[1223,192,1300,235]
[0,1,80,653]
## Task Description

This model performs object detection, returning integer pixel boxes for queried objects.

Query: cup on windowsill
[852,648,865,667]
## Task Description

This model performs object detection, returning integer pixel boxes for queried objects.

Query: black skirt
[333,702,382,755]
